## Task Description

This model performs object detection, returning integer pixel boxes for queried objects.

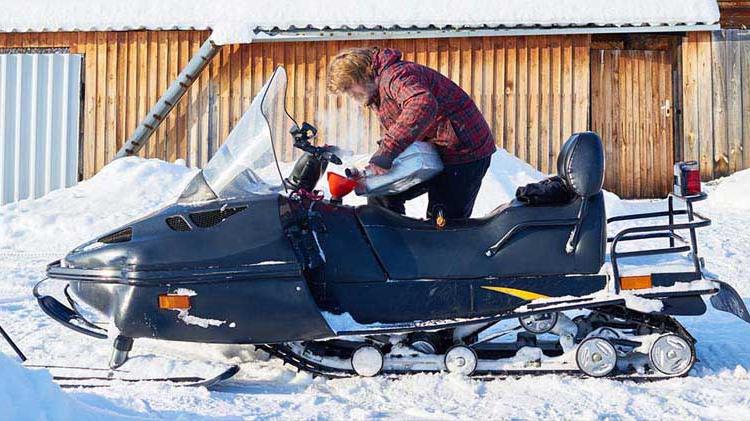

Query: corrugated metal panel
[0,54,82,205]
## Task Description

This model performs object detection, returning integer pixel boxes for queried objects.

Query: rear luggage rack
[607,193,710,293]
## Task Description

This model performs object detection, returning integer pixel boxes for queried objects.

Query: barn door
[590,50,674,199]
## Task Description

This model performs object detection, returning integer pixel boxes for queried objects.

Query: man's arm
[369,73,438,169]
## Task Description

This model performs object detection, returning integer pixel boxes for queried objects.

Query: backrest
[557,132,605,197]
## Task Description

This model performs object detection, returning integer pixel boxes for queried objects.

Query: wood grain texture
[592,49,675,198]
[1,32,591,184]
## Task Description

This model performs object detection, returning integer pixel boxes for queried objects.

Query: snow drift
[0,147,546,254]
[705,168,750,212]
[2,143,749,258]
[0,157,196,254]
[0,354,108,420]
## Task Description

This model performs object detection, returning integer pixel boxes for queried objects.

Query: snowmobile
[34,66,750,382]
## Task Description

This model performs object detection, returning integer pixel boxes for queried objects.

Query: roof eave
[249,23,721,43]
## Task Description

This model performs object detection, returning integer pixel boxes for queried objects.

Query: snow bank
[706,168,750,212]
[0,354,105,420]
[0,146,545,254]
[0,0,720,44]
[0,157,196,254]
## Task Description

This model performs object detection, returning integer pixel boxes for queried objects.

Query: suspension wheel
[444,345,477,376]
[519,312,559,334]
[351,345,384,377]
[576,337,618,378]
[649,334,695,377]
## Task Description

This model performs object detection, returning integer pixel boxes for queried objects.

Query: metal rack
[607,192,711,293]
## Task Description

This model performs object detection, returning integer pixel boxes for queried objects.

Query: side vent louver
[189,206,247,228]
[166,216,192,232]
[98,227,133,244]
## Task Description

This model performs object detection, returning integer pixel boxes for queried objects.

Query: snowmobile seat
[557,131,605,199]
[356,132,606,280]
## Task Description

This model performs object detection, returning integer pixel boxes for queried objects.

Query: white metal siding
[0,54,82,205]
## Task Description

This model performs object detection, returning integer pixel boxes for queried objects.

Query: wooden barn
[0,0,747,203]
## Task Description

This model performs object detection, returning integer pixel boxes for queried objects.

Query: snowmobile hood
[50,194,301,284]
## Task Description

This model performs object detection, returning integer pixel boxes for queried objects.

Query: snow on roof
[0,0,721,45]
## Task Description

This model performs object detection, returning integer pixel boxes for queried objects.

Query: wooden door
[590,50,674,199]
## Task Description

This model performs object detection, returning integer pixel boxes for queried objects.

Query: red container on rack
[673,161,701,197]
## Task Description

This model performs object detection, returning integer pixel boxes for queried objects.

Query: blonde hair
[327,47,377,94]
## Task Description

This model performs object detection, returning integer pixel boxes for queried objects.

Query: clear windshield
[179,67,293,202]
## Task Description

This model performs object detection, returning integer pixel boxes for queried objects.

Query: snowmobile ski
[48,364,240,389]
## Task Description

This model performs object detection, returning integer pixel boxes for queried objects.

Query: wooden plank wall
[258,34,591,173]
[718,1,750,28]
[0,31,591,178]
[682,30,750,180]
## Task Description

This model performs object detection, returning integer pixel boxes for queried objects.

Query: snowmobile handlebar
[290,122,343,165]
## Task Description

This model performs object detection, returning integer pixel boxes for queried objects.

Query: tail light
[673,161,701,197]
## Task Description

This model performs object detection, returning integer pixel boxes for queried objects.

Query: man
[327,47,495,219]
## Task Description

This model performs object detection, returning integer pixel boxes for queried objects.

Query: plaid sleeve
[369,73,437,169]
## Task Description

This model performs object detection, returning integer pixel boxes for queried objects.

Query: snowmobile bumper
[710,279,750,323]
[33,278,108,339]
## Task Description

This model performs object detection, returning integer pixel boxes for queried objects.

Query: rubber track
[257,309,694,381]
[257,342,688,382]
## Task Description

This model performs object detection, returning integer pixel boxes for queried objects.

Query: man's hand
[366,163,389,176]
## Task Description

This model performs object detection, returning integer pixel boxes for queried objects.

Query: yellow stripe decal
[480,286,549,301]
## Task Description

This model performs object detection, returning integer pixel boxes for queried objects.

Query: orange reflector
[158,294,191,310]
[621,275,653,290]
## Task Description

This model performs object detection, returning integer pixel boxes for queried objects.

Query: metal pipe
[0,323,27,362]
[115,38,221,158]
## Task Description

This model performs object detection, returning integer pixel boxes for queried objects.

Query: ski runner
[327,47,496,219]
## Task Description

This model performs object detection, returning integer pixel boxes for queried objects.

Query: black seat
[356,132,606,280]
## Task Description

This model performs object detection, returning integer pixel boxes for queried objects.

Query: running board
[331,287,720,336]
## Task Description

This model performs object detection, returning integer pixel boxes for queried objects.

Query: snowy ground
[1,152,750,420]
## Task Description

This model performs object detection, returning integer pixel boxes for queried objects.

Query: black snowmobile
[35,67,750,381]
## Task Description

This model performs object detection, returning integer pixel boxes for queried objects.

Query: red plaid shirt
[368,48,495,169]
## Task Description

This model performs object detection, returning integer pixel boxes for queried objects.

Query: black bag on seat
[515,176,576,205]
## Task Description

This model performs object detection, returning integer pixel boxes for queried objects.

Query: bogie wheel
[519,312,558,334]
[649,334,695,377]
[351,345,384,377]
[576,337,618,378]
[444,345,478,376]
